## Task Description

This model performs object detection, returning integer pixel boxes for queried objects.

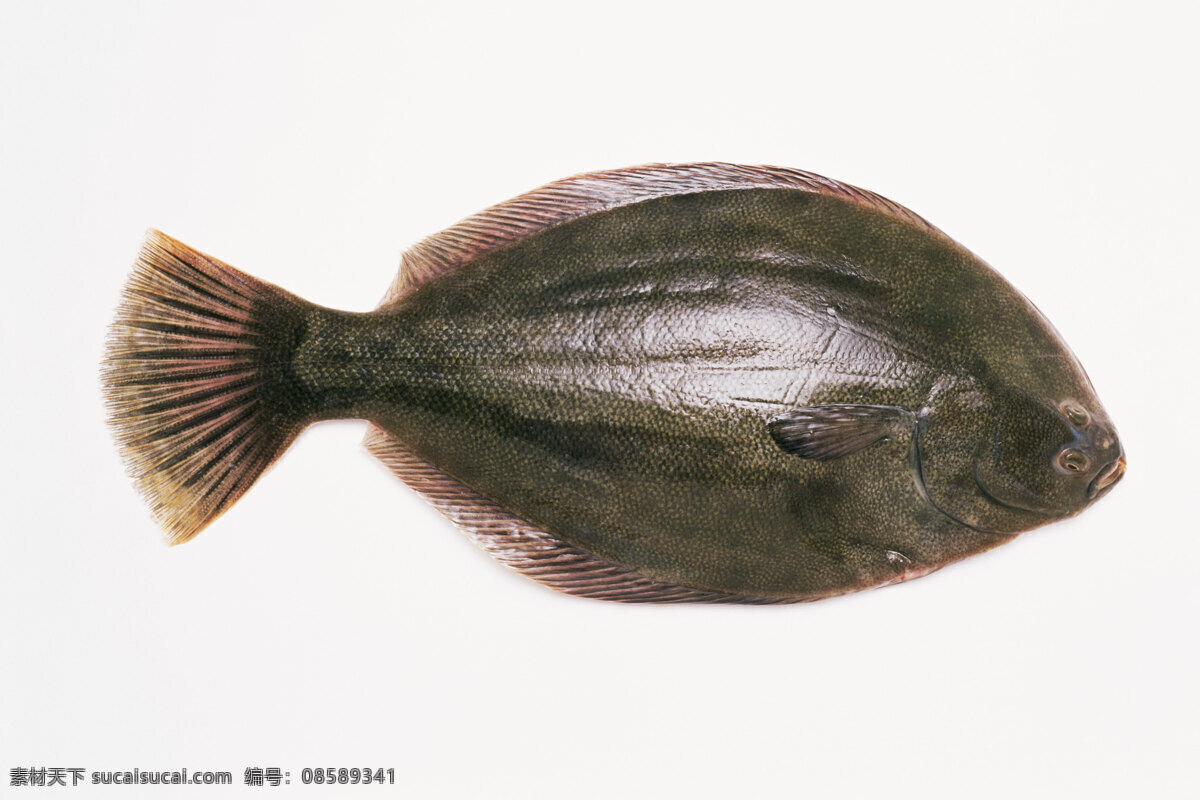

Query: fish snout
[1087,456,1126,500]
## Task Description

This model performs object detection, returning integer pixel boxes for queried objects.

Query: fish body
[103,164,1124,602]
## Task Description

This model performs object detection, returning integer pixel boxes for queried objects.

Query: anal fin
[362,425,794,604]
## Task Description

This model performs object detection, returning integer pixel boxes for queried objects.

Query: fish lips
[1087,456,1126,500]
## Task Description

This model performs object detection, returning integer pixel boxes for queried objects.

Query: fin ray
[102,230,308,544]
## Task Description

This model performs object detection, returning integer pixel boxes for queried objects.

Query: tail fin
[102,230,310,544]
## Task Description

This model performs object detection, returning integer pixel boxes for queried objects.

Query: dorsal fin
[362,425,795,604]
[380,162,947,306]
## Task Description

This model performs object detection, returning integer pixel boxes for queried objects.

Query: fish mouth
[1087,457,1126,500]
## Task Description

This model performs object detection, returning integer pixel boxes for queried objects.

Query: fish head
[916,382,1124,535]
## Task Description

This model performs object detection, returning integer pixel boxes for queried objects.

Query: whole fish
[102,163,1125,603]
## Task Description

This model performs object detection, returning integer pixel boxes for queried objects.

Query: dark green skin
[290,188,1122,600]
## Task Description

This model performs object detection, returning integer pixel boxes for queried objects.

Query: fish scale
[101,163,1124,602]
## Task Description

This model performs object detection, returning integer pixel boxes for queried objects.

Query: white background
[2,1,1196,797]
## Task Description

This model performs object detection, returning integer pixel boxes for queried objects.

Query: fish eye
[1061,402,1090,427]
[1056,448,1090,474]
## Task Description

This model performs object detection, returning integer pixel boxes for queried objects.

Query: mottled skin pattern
[284,188,1121,600]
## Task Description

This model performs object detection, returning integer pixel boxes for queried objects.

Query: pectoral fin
[769,404,916,460]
